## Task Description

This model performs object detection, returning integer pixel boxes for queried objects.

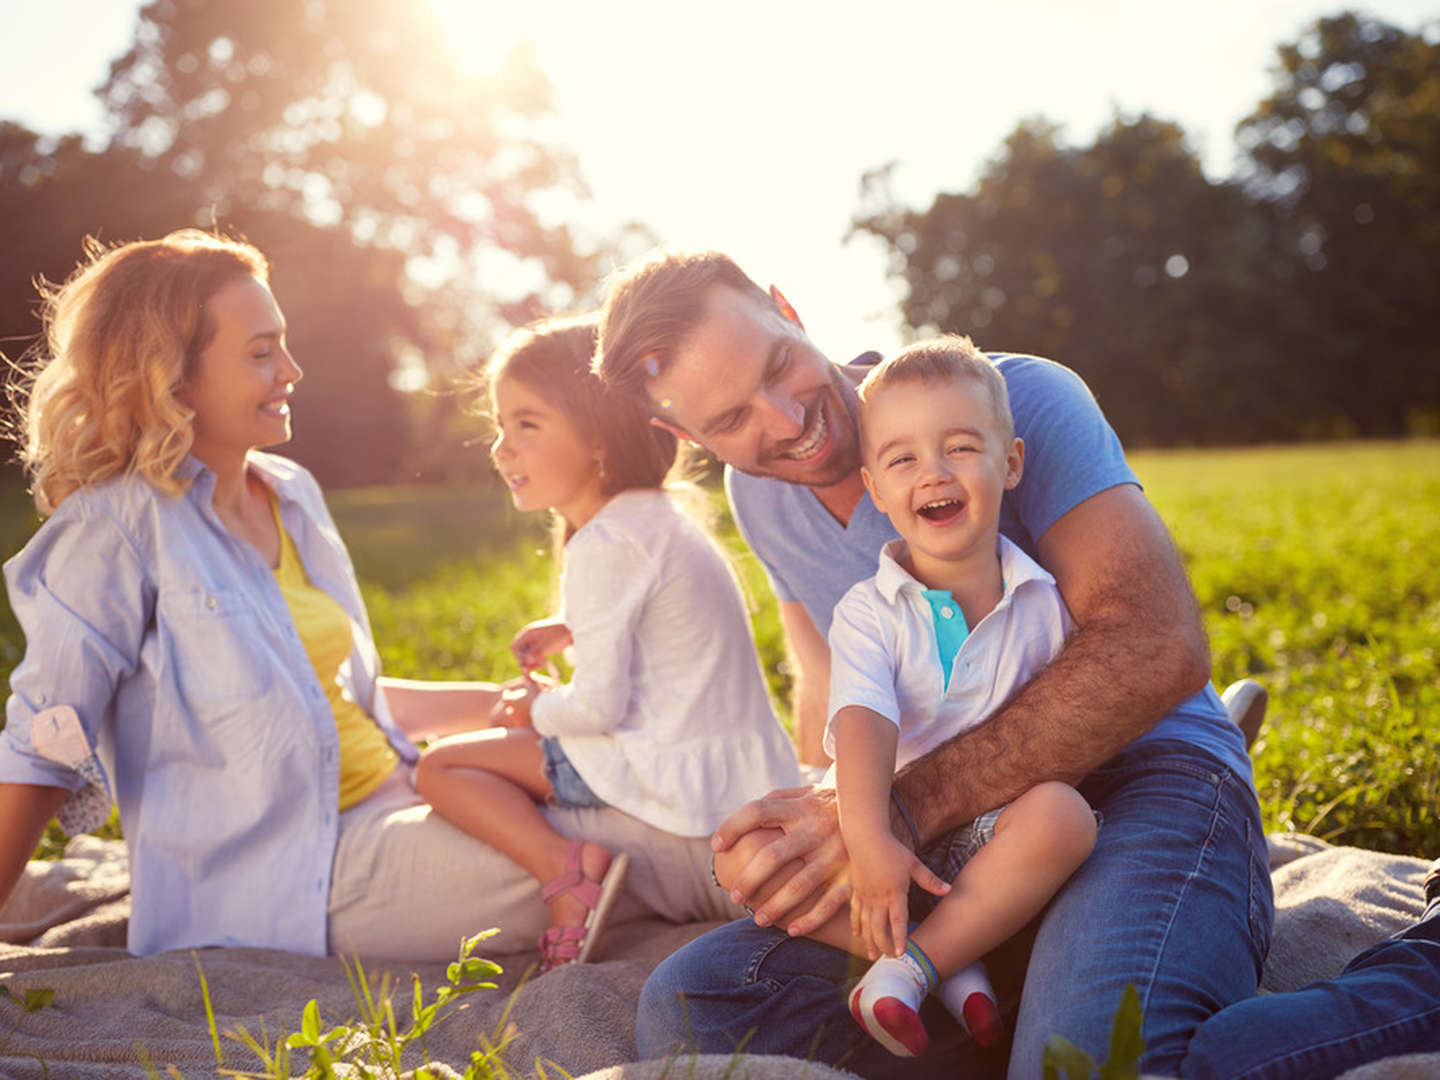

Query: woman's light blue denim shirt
[1,452,418,956]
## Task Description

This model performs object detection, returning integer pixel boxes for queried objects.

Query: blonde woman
[0,231,748,960]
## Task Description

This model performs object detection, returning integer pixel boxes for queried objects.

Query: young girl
[413,315,800,972]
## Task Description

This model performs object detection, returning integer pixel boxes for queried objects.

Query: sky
[2,0,1437,358]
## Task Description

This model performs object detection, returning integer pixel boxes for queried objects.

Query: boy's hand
[848,833,950,960]
[511,618,572,673]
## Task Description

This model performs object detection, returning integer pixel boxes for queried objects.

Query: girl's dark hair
[484,314,680,498]
[474,312,732,603]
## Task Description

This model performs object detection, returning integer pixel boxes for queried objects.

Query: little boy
[829,336,1098,1057]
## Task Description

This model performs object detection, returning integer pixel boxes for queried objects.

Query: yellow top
[271,498,398,810]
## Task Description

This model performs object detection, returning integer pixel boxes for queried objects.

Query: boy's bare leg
[911,781,1096,975]
[845,782,1095,1055]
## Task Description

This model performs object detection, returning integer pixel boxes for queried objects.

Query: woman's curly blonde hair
[7,229,269,515]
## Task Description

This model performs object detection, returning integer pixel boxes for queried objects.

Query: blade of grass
[192,950,225,1068]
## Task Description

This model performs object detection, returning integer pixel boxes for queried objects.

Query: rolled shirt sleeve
[2,500,151,825]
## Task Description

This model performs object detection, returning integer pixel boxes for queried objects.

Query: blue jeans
[636,740,1273,1078]
[1180,873,1440,1079]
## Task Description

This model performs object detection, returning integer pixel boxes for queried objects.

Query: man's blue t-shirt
[725,353,1251,781]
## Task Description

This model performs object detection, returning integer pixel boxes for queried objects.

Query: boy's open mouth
[917,498,964,524]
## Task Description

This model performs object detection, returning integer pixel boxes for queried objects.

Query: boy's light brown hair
[856,335,1013,451]
[595,250,777,403]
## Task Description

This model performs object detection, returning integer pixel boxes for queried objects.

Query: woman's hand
[510,618,572,673]
[489,672,555,729]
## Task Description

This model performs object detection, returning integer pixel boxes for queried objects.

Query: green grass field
[2,439,1437,855]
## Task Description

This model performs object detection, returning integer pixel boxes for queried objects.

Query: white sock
[848,942,938,1057]
[936,961,1004,1046]
[859,950,931,1007]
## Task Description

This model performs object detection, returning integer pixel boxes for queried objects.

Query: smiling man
[595,250,1272,1077]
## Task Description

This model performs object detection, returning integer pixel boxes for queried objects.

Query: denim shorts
[540,736,608,810]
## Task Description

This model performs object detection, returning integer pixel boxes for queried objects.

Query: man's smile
[776,401,829,461]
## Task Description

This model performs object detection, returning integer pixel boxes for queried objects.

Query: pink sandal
[538,841,631,972]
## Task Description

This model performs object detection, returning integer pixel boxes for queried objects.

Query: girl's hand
[848,834,950,960]
[510,618,572,673]
[490,673,554,729]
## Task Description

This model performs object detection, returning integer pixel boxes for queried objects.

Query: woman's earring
[596,456,608,480]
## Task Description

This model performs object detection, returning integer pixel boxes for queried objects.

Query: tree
[100,0,599,318]
[5,0,617,486]
[1,122,203,493]
[0,123,197,350]
[851,114,1298,445]
[1237,11,1440,435]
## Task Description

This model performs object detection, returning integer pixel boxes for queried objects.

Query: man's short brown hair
[857,335,1014,442]
[595,250,775,401]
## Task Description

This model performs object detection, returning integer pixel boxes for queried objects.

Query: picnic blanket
[0,833,1431,1079]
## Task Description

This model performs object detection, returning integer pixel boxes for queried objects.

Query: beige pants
[327,768,744,961]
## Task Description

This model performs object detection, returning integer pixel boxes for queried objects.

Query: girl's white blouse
[531,489,800,836]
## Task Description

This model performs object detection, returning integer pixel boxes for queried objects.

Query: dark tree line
[2,0,646,490]
[851,12,1440,447]
[4,6,1434,494]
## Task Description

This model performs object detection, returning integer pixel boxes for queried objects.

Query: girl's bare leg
[413,728,611,930]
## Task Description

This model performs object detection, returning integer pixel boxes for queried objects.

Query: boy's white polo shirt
[825,535,1073,771]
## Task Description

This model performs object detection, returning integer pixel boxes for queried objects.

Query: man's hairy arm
[778,600,830,767]
[895,484,1211,844]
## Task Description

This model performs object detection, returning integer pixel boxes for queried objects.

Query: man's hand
[711,785,857,935]
[510,618,572,673]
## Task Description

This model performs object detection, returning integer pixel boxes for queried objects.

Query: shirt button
[940,606,955,619]
[206,595,217,610]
